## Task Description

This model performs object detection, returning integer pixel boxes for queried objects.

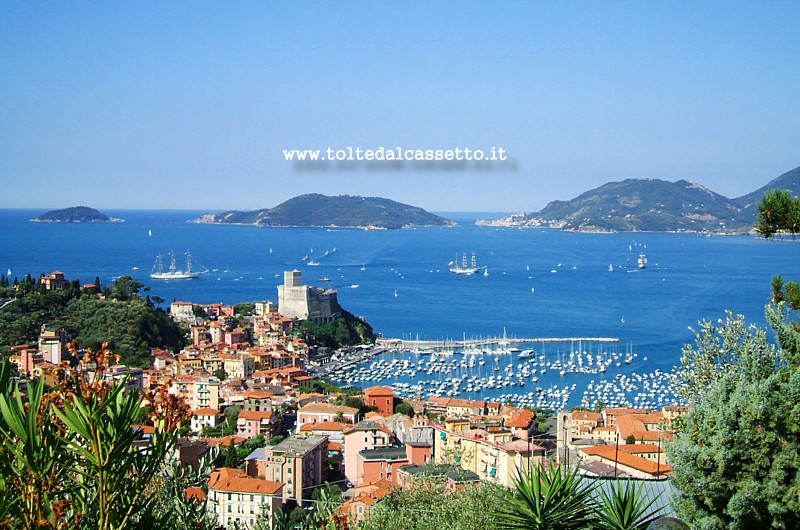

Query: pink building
[237,410,279,440]
[342,420,395,484]
[296,403,359,432]
[356,441,432,487]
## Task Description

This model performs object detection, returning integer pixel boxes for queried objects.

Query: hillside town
[4,269,688,529]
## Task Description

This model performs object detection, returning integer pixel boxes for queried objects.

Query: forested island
[32,206,124,223]
[192,193,454,229]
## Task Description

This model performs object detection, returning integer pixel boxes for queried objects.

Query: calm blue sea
[2,209,798,407]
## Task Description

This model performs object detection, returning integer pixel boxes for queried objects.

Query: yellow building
[432,424,543,488]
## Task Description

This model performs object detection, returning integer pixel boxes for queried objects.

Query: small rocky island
[32,206,124,223]
[192,193,454,229]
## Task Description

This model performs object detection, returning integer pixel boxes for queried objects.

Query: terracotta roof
[604,407,647,416]
[328,441,343,452]
[204,435,246,447]
[133,424,156,435]
[244,390,274,399]
[299,421,349,432]
[506,408,535,428]
[615,413,671,441]
[299,403,358,415]
[343,420,394,436]
[238,410,275,421]
[579,444,671,475]
[185,486,206,502]
[638,412,667,424]
[343,484,392,507]
[447,398,482,409]
[572,410,602,422]
[364,386,394,396]
[193,408,220,416]
[209,467,283,495]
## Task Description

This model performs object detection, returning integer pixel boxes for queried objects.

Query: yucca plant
[591,480,664,530]
[494,464,596,530]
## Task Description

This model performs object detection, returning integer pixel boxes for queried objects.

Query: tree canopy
[667,281,800,529]
[0,275,185,366]
[755,189,800,238]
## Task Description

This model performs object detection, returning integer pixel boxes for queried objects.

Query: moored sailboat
[151,251,207,279]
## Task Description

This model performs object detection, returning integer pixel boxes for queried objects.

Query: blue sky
[1,2,799,212]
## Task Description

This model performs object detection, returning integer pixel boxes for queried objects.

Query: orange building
[364,386,394,415]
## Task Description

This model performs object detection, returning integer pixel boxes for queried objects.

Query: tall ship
[151,251,207,279]
[449,252,481,275]
[638,253,648,269]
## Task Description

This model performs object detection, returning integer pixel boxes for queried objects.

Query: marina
[321,338,683,411]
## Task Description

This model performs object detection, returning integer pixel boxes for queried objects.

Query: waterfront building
[277,270,340,325]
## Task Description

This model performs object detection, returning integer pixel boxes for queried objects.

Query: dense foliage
[667,280,800,529]
[363,476,507,530]
[295,310,375,350]
[0,275,185,366]
[365,467,666,530]
[755,189,800,238]
[0,346,195,529]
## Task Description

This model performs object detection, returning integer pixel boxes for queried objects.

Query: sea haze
[2,208,798,405]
